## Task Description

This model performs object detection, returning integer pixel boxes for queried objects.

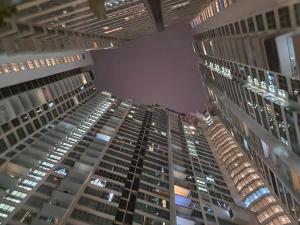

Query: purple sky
[91,22,206,113]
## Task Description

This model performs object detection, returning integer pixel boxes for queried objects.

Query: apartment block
[193,0,300,224]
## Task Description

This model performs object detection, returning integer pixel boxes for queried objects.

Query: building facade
[207,115,294,225]
[0,0,212,55]
[193,0,300,224]
[0,0,298,225]
[0,48,273,225]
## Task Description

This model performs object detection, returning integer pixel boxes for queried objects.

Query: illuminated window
[22,180,36,187]
[26,60,35,69]
[96,133,111,142]
[171,1,190,10]
[55,167,69,176]
[244,187,270,207]
[230,162,251,178]
[55,58,60,65]
[267,72,276,94]
[174,185,190,197]
[32,170,46,177]
[11,63,20,72]
[90,177,107,188]
[206,176,215,183]
[40,161,54,169]
[3,64,12,73]
[0,203,15,218]
[108,193,114,202]
[278,89,286,98]
[175,195,192,208]
[45,58,52,66]
[19,179,37,190]
[6,191,27,203]
[39,59,46,67]
[50,58,56,65]
[258,205,283,222]
[241,181,265,198]
[237,174,260,191]
[266,215,291,225]
[19,62,28,70]
[161,131,166,136]
[49,154,61,161]
[33,60,40,68]
[81,73,87,84]
[251,196,276,212]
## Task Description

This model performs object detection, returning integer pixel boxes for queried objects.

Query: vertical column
[167,111,177,225]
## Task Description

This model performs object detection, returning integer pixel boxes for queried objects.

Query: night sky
[91,22,206,113]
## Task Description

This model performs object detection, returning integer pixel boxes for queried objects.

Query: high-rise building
[0,0,299,225]
[193,0,300,224]
[0,47,285,225]
[0,0,209,54]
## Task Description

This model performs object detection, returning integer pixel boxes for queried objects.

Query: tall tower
[0,48,265,225]
[193,0,300,224]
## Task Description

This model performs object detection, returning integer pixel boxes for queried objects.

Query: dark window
[62,103,67,111]
[29,110,36,118]
[225,25,230,36]
[1,123,11,133]
[278,75,288,91]
[258,70,265,81]
[46,112,53,121]
[264,37,280,72]
[234,22,240,34]
[13,209,37,224]
[78,197,117,216]
[7,133,17,146]
[42,104,49,111]
[25,123,34,134]
[11,118,20,127]
[33,133,41,139]
[26,196,44,209]
[6,151,16,158]
[1,87,11,97]
[40,115,47,125]
[62,158,75,167]
[247,17,255,32]
[26,138,34,144]
[270,170,278,196]
[0,139,8,153]
[17,127,26,140]
[71,209,113,225]
[229,24,235,35]
[33,119,41,130]
[56,106,62,114]
[36,185,53,196]
[294,3,300,26]
[16,144,25,151]
[278,7,291,28]
[255,14,265,31]
[266,11,277,29]
[52,109,58,118]
[240,20,247,33]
